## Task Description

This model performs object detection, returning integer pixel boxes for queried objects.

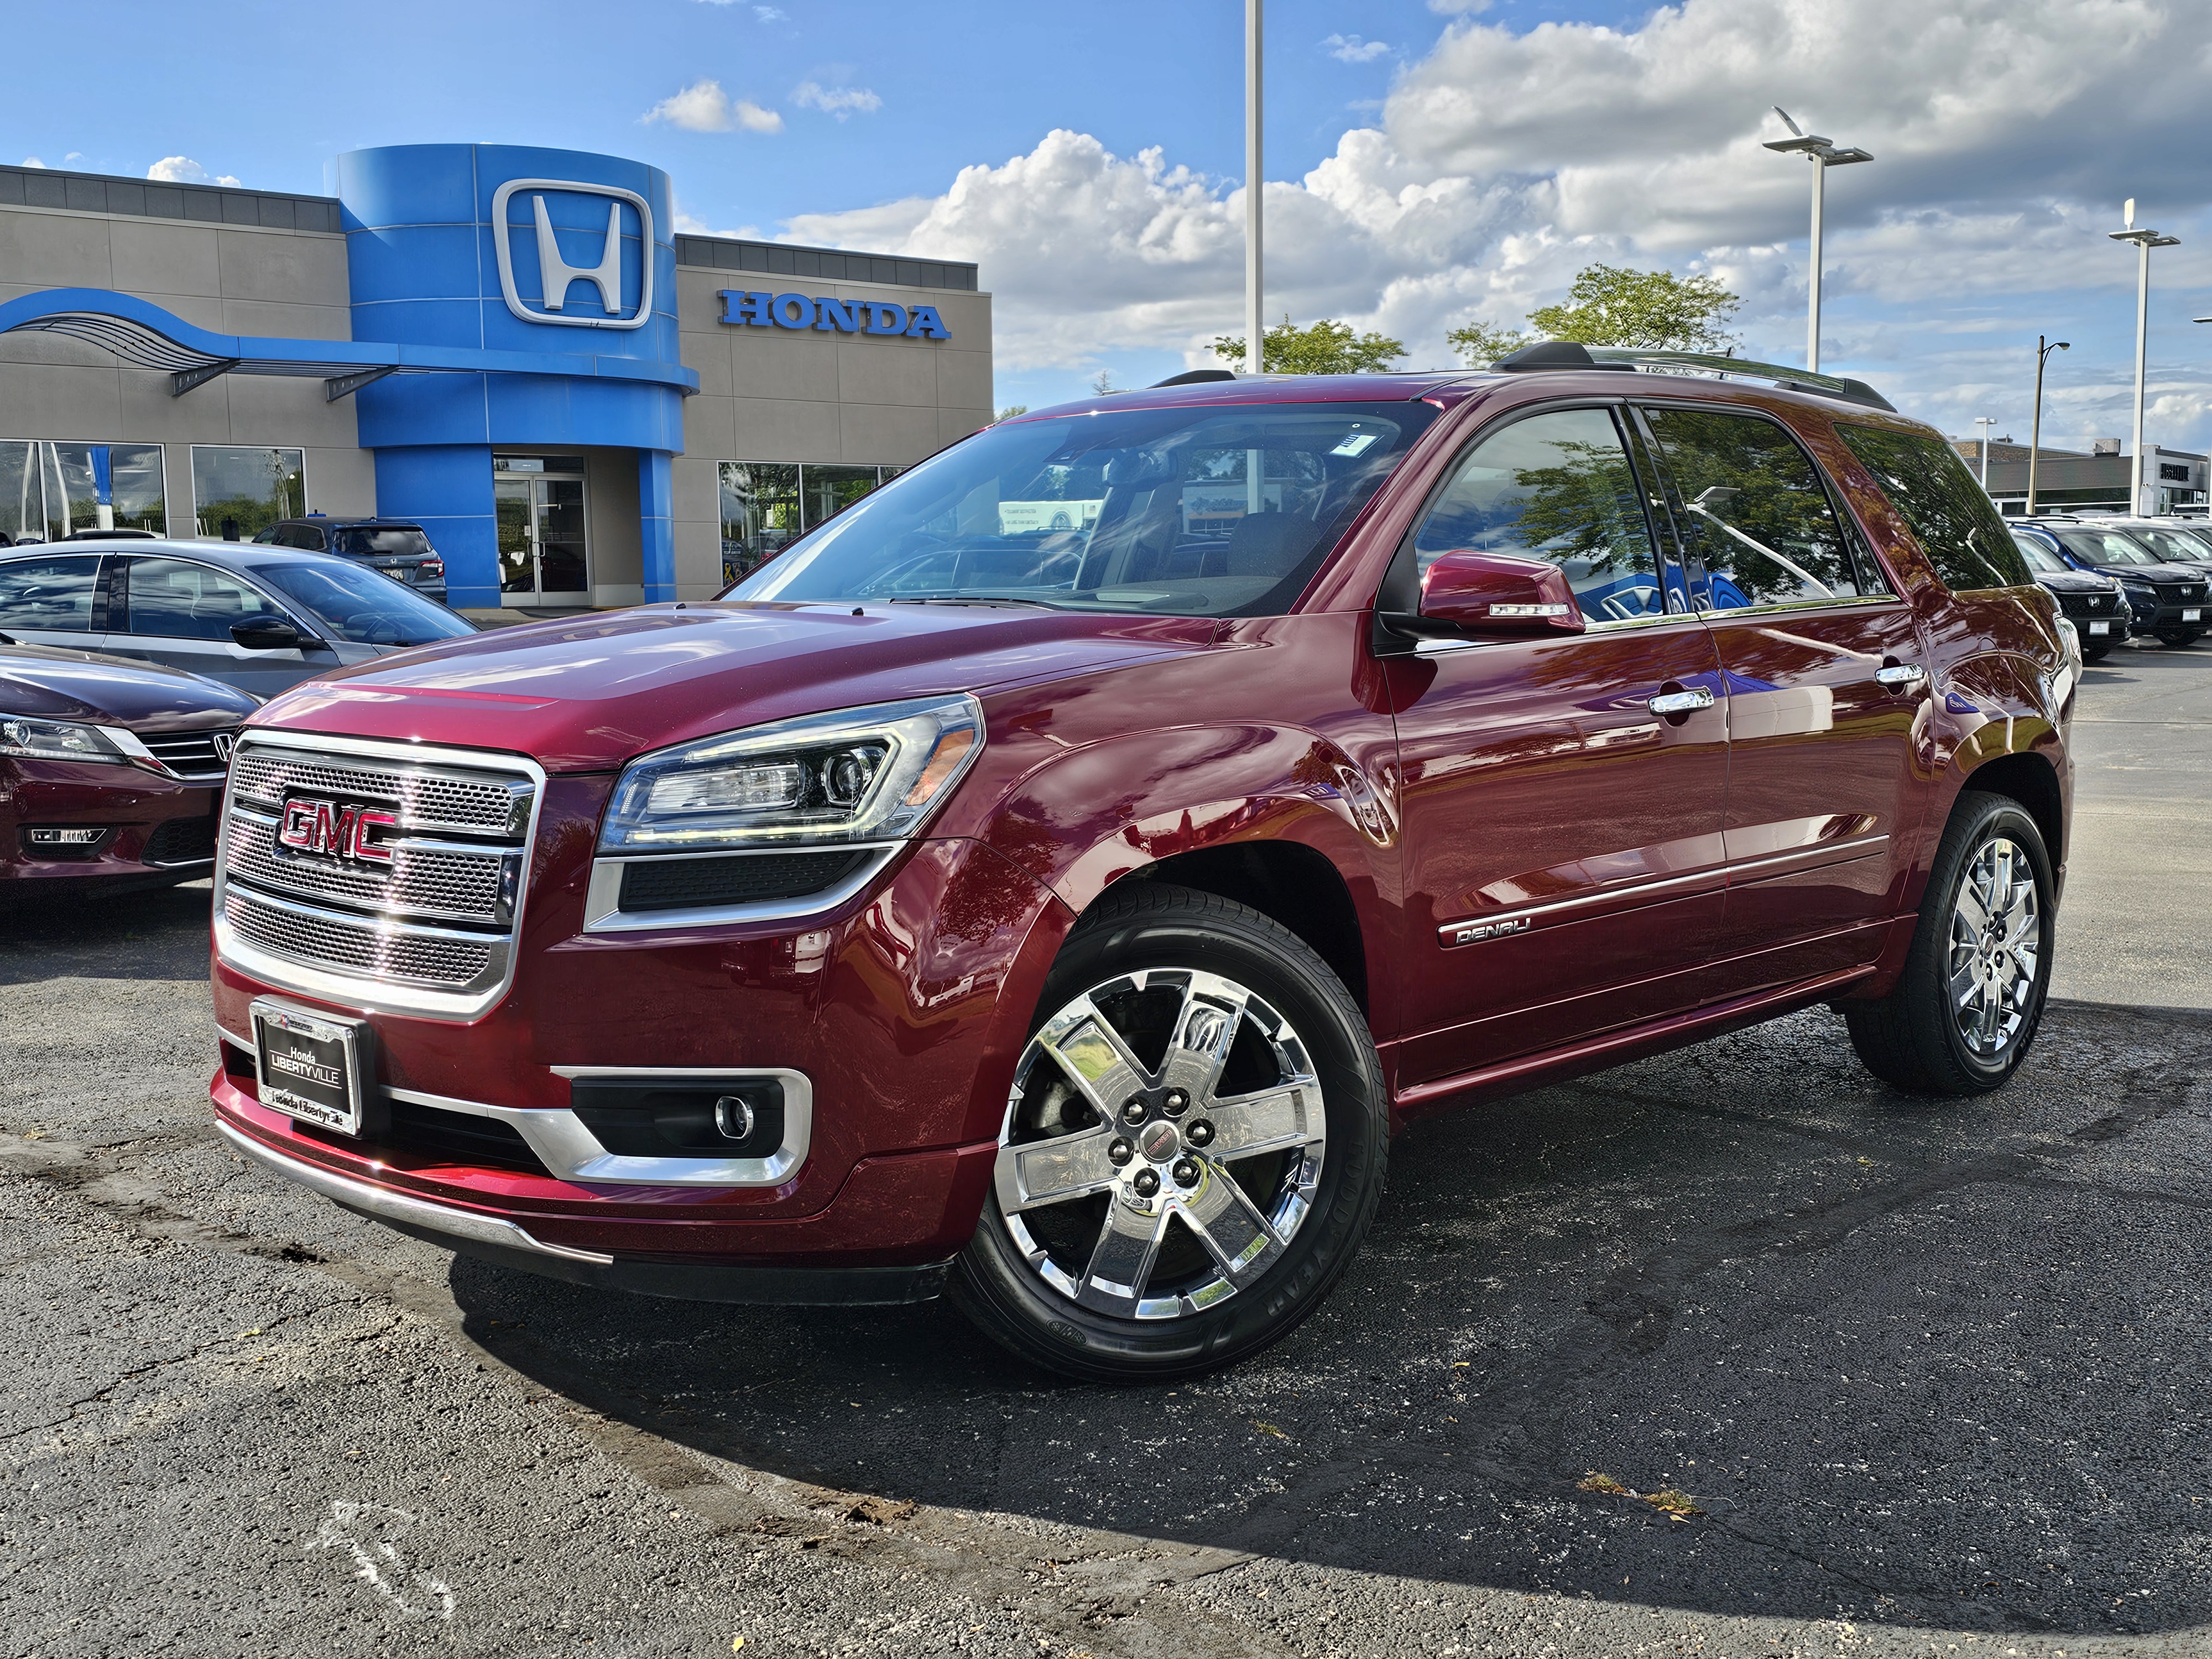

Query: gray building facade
[0,152,993,607]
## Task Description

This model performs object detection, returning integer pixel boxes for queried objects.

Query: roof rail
[1583,347,1897,412]
[1151,368,1239,387]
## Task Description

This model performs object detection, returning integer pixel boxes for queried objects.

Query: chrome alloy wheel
[993,968,1326,1322]
[1948,834,2041,1061]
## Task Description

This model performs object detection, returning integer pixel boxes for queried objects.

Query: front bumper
[1,758,219,890]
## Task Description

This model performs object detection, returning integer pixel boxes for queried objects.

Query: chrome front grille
[215,733,542,1018]
[141,728,238,782]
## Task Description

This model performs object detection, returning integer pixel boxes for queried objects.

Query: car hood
[0,642,260,730]
[2094,561,2208,586]
[2033,571,2124,596]
[248,602,1221,771]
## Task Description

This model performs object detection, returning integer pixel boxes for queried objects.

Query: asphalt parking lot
[4,640,2209,1659]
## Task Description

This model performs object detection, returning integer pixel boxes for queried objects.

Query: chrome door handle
[1875,663,1927,691]
[1647,687,1715,716]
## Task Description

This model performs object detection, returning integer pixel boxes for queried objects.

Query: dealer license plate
[2184,608,2202,622]
[2088,620,2110,635]
[251,999,373,1135]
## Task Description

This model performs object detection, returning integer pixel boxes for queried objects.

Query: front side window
[1411,406,1668,623]
[1641,408,1866,608]
[0,441,166,542]
[252,560,473,646]
[122,556,285,639]
[1834,424,2031,592]
[728,401,1438,617]
[0,554,101,632]
[191,447,305,542]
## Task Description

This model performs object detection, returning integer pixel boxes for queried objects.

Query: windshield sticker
[1332,432,1380,457]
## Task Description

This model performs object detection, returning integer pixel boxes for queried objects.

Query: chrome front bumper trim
[215,1025,810,1188]
[215,1117,614,1266]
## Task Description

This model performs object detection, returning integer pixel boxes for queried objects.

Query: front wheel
[2155,628,2203,647]
[950,884,1387,1383]
[1843,792,2055,1094]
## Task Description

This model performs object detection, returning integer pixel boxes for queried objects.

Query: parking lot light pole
[1974,416,1996,491]
[1764,107,1872,374]
[2028,337,2069,518]
[1245,0,1263,378]
[2111,200,2178,515]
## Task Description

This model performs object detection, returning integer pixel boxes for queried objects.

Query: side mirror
[231,617,309,651]
[1387,549,1584,639]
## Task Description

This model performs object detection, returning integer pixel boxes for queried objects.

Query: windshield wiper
[882,594,1064,611]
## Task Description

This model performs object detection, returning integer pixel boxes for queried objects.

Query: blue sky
[8,1,2212,452]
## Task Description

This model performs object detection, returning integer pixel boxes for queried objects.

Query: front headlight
[2054,614,2081,669]
[0,717,131,765]
[598,695,983,853]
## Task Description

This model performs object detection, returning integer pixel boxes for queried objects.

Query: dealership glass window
[719,462,898,582]
[0,440,167,543]
[191,446,305,542]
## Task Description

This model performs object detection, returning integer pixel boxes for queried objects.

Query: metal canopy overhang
[0,288,700,400]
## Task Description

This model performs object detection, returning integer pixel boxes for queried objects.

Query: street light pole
[2111,198,2179,515]
[2028,336,2069,518]
[1765,107,1872,374]
[1245,0,1263,378]
[1974,416,1996,492]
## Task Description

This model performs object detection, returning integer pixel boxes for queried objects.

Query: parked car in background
[208,347,2075,1382]
[2021,519,2208,646]
[0,542,476,698]
[2101,518,2212,580]
[1,638,256,901]
[254,516,447,605]
[2009,529,2130,661]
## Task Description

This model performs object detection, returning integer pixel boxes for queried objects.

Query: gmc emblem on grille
[278,798,398,865]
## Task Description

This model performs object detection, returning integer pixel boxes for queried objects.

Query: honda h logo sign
[491,178,656,332]
[278,799,398,866]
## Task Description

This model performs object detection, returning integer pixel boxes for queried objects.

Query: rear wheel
[950,884,1386,1383]
[1844,792,2054,1095]
[2155,627,2203,647]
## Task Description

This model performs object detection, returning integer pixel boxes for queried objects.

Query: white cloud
[792,81,882,119]
[1323,34,1392,64]
[148,156,241,187]
[780,0,2212,444]
[1426,0,1491,12]
[643,80,783,134]
[19,156,43,169]
[755,4,786,17]
[64,152,82,162]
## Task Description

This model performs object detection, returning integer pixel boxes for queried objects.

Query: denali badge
[1441,915,1532,947]
[278,799,398,865]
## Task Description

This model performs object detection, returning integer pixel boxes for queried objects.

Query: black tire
[950,883,1387,1383]
[2080,643,2111,664]
[1843,792,2055,1095]
[2154,628,2203,647]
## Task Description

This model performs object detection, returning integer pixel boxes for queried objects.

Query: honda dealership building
[0,144,992,607]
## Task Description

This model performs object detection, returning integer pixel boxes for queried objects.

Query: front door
[1634,402,1931,995]
[495,472,591,606]
[1383,403,1731,1090]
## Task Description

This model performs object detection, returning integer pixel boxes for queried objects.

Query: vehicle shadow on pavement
[0,879,212,984]
[451,999,2212,1640]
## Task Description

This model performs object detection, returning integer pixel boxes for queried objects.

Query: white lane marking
[308,1500,455,1622]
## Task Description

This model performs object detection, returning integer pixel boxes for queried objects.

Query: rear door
[1634,402,1930,994]
[0,552,109,651]
[109,555,345,696]
[1383,403,1731,1086]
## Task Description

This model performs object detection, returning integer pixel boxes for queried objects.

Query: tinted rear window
[1834,424,2032,592]
[336,527,431,557]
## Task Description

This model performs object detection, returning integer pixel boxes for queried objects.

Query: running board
[1390,963,1877,1123]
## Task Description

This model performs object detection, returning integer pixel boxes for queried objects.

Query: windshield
[2123,525,2212,564]
[336,526,432,557]
[726,400,1438,616]
[2055,528,2159,567]
[2010,533,2068,575]
[252,559,473,645]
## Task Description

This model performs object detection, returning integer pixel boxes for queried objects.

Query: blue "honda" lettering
[719,290,951,340]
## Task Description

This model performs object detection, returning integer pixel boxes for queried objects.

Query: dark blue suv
[253,516,447,606]
[2018,520,2206,646]
[2009,529,2130,661]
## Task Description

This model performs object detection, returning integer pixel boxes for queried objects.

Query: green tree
[995,404,1030,422]
[1443,319,1532,366]
[1213,316,1407,374]
[1524,264,1739,351]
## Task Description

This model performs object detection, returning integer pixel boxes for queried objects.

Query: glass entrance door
[494,472,591,605]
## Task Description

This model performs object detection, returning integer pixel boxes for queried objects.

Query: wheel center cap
[1139,1120,1181,1163]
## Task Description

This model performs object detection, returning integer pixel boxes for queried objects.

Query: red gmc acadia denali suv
[210,345,2076,1381]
